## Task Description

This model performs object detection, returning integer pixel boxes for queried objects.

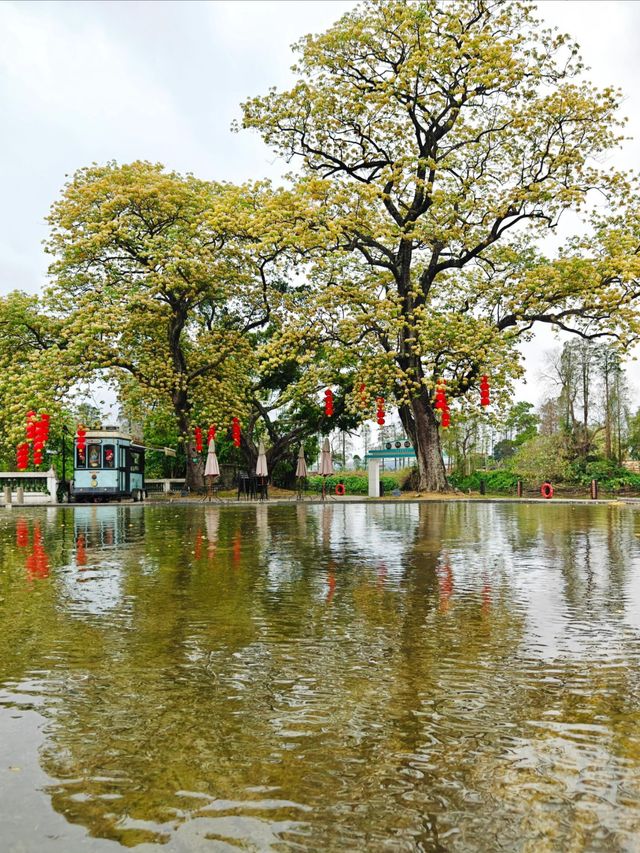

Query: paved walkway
[7,496,640,508]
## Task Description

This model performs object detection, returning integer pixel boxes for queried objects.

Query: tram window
[88,444,102,469]
[104,445,115,469]
[130,451,142,473]
[76,446,87,468]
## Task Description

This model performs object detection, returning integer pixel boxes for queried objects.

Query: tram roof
[84,430,145,447]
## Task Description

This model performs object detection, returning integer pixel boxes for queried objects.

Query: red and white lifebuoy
[540,482,554,499]
[335,483,345,496]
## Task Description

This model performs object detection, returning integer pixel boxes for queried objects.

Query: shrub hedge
[306,471,404,495]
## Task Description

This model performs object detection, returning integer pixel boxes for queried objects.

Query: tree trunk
[400,394,449,492]
[604,369,612,460]
[185,440,204,491]
[175,406,204,491]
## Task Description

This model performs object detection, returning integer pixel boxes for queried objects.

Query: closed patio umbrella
[204,439,220,500]
[319,437,334,500]
[256,440,268,477]
[295,445,308,478]
[204,439,220,478]
[256,439,268,500]
[295,444,308,501]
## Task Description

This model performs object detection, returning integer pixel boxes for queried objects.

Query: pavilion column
[368,458,380,497]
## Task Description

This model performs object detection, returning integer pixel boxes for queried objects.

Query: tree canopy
[240,0,640,489]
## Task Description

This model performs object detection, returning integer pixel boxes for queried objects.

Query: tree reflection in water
[0,504,639,850]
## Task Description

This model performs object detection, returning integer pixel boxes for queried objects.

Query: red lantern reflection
[16,518,29,548]
[26,525,49,580]
[76,533,87,568]
[437,557,453,613]
[194,530,203,561]
[482,575,492,616]
[326,561,337,603]
[232,532,242,566]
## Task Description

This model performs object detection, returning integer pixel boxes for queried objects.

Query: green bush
[449,470,519,494]
[507,434,572,483]
[306,470,405,495]
[566,458,640,487]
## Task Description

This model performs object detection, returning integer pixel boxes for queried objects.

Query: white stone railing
[0,469,58,505]
[145,478,186,493]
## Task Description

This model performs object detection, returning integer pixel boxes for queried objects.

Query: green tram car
[72,430,146,502]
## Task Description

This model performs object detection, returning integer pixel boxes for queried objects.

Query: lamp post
[60,425,69,502]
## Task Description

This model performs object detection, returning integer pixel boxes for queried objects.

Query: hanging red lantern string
[434,380,451,428]
[376,396,385,426]
[26,411,36,441]
[207,424,216,443]
[33,418,45,466]
[480,374,490,407]
[434,379,447,410]
[40,413,50,443]
[76,426,87,466]
[194,426,203,454]
[232,417,241,448]
[324,388,334,417]
[17,443,29,471]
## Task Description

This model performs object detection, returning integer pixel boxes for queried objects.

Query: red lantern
[34,419,45,450]
[376,396,385,426]
[17,443,29,471]
[40,413,50,442]
[434,380,447,410]
[480,374,490,407]
[434,381,451,427]
[194,426,203,453]
[26,411,36,440]
[76,426,87,452]
[232,417,241,448]
[324,388,334,417]
[207,424,216,443]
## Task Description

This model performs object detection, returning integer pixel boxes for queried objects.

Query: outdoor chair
[237,473,258,501]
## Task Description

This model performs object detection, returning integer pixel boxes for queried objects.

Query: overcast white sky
[1,0,640,411]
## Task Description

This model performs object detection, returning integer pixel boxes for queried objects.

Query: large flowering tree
[45,162,295,488]
[240,0,640,490]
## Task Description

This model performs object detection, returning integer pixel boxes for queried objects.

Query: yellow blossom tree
[45,162,295,489]
[240,0,640,490]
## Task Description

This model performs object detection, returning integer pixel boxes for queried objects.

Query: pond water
[1,502,640,852]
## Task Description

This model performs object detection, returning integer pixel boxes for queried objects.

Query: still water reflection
[1,503,640,851]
